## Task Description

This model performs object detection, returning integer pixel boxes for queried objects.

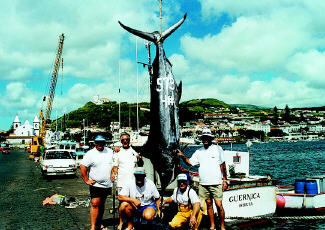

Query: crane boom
[40,33,65,139]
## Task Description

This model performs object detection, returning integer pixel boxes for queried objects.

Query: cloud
[0,82,40,109]
[287,50,325,87]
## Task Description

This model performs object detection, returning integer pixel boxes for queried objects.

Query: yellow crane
[30,33,65,159]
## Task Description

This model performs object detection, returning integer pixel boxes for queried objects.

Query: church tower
[33,115,40,136]
[13,115,21,131]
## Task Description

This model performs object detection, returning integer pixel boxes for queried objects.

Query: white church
[6,115,40,147]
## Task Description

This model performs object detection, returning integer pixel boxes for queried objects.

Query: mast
[136,38,139,131]
[159,0,162,35]
[118,60,121,131]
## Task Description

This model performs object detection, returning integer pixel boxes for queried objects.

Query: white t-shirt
[119,178,160,206]
[171,187,200,205]
[81,147,114,188]
[189,145,225,185]
[113,147,139,188]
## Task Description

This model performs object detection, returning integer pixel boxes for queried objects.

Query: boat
[46,140,77,154]
[276,175,325,214]
[143,148,277,222]
[72,145,89,167]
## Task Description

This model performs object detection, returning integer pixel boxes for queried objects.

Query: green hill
[52,98,234,130]
[53,101,150,131]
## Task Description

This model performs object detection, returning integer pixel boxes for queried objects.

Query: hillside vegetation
[53,98,236,130]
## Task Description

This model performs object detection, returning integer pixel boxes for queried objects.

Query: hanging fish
[118,14,187,191]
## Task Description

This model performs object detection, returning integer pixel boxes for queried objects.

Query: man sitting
[163,174,202,230]
[118,167,161,230]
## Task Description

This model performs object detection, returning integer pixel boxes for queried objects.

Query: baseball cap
[201,128,214,138]
[134,167,146,175]
[177,173,188,181]
[94,135,106,142]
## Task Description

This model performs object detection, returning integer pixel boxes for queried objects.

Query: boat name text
[229,192,261,202]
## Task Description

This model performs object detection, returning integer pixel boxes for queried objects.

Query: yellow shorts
[199,184,223,201]
[169,205,203,230]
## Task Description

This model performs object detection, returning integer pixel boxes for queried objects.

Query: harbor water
[184,140,325,229]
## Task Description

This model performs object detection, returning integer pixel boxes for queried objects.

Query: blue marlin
[118,14,186,191]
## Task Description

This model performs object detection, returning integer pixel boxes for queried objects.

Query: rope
[226,215,325,220]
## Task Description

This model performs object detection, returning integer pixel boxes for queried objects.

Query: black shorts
[89,186,112,199]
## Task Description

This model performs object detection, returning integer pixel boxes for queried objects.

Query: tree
[282,104,291,122]
[272,106,278,125]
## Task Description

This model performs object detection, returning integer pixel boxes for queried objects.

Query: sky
[1,0,325,130]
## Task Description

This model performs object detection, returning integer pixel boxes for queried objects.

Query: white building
[6,115,40,147]
[92,94,110,105]
[245,122,271,134]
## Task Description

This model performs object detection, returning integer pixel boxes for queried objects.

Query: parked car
[40,150,77,177]
[2,147,10,155]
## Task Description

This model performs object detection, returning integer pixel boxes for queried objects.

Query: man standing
[177,129,227,230]
[162,173,202,230]
[80,135,114,230]
[118,167,161,230]
[111,132,142,230]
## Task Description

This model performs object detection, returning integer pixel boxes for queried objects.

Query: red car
[2,147,10,154]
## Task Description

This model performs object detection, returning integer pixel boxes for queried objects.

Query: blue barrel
[305,180,318,195]
[295,180,305,194]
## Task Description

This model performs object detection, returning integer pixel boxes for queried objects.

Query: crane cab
[30,136,44,161]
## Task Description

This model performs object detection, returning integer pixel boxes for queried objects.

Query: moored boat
[143,148,277,222]
[276,175,325,214]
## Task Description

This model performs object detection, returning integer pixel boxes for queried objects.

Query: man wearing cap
[177,129,227,230]
[110,132,143,230]
[80,135,114,230]
[118,167,161,230]
[162,173,202,230]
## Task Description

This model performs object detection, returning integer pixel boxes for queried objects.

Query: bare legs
[206,199,226,230]
[90,197,106,230]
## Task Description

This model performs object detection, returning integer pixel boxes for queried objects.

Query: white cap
[177,173,188,181]
[201,128,214,138]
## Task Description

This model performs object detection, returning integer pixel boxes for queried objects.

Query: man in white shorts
[162,173,202,230]
[80,135,114,230]
[111,132,142,229]
[177,129,228,230]
[118,167,161,230]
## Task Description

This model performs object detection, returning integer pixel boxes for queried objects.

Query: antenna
[159,0,162,35]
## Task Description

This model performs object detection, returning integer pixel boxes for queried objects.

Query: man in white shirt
[110,132,142,230]
[118,167,161,230]
[80,135,114,230]
[177,129,227,230]
[162,173,202,230]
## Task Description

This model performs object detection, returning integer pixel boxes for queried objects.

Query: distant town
[1,98,325,148]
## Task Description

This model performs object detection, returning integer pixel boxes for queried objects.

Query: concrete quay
[0,150,242,230]
[0,149,118,230]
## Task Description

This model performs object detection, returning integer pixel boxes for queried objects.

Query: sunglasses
[178,180,187,184]
[121,138,130,142]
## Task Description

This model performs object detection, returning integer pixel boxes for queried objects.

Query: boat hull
[277,186,325,213]
[222,185,276,220]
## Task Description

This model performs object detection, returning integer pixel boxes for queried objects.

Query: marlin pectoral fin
[161,13,187,42]
[118,21,156,42]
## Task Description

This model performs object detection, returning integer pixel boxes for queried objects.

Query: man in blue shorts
[80,135,114,230]
[118,167,161,230]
